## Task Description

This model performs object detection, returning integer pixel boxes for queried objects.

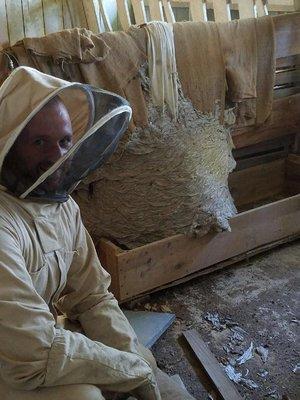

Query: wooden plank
[43,0,64,35]
[274,13,300,59]
[0,0,9,48]
[212,0,231,22]
[276,55,300,69]
[172,0,296,12]
[82,0,101,32]
[6,0,25,45]
[62,0,73,29]
[117,0,132,30]
[237,0,255,18]
[125,233,299,302]
[295,0,300,11]
[274,85,300,99]
[148,0,164,20]
[255,0,268,16]
[183,330,243,400]
[162,0,175,22]
[286,154,300,195]
[114,194,300,300]
[99,0,113,31]
[228,159,286,205]
[131,0,147,24]
[22,0,45,38]
[275,69,300,86]
[189,0,206,21]
[232,93,300,149]
[67,0,88,28]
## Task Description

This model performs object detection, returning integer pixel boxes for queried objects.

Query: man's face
[3,97,73,193]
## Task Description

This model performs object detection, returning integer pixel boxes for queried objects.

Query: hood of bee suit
[0,66,132,202]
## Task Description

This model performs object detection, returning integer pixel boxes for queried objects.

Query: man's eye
[60,138,72,147]
[34,138,45,146]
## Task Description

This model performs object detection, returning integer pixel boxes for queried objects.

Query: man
[0,67,195,399]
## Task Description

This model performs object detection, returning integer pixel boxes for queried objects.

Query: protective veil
[0,66,131,202]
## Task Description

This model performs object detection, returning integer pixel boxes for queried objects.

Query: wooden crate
[98,154,300,303]
[95,12,300,302]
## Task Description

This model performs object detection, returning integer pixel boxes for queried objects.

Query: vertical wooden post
[162,0,175,23]
[6,0,25,45]
[148,0,164,21]
[43,0,64,35]
[238,0,255,19]
[117,0,132,30]
[190,0,206,22]
[212,0,231,22]
[22,0,45,37]
[0,0,9,48]
[131,0,147,24]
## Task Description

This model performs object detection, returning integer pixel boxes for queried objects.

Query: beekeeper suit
[0,67,196,400]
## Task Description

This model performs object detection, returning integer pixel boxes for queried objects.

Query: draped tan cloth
[1,28,148,129]
[174,21,226,120]
[218,16,275,126]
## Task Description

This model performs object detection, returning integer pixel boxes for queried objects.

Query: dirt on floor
[126,240,300,400]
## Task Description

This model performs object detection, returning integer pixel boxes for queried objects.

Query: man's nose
[46,143,67,162]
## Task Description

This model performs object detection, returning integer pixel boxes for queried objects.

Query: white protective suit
[0,67,162,400]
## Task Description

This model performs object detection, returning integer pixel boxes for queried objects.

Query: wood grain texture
[183,329,243,400]
[109,194,300,300]
[22,0,45,37]
[162,0,175,22]
[274,13,300,59]
[82,0,101,32]
[286,154,300,195]
[238,0,256,18]
[43,0,64,34]
[6,0,25,45]
[117,0,132,30]
[232,94,300,148]
[131,0,147,24]
[212,0,231,22]
[189,0,206,21]
[228,159,286,205]
[0,0,9,48]
[148,0,164,20]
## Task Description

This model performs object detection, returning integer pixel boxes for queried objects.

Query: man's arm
[56,200,144,354]
[0,216,158,396]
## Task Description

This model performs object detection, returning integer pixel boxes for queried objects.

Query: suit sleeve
[0,216,157,395]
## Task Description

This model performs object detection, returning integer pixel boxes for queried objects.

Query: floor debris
[236,342,254,365]
[256,345,269,363]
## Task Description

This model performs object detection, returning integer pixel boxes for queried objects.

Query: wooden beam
[228,159,286,206]
[126,233,299,301]
[237,0,255,18]
[22,0,45,38]
[232,93,300,149]
[148,0,164,20]
[117,0,132,30]
[62,0,73,29]
[0,0,9,48]
[256,0,268,16]
[286,154,300,195]
[183,330,243,400]
[82,0,101,32]
[162,0,176,22]
[6,0,25,45]
[43,0,64,35]
[132,0,147,24]
[212,0,231,22]
[274,13,300,59]
[189,0,206,21]
[104,194,300,300]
